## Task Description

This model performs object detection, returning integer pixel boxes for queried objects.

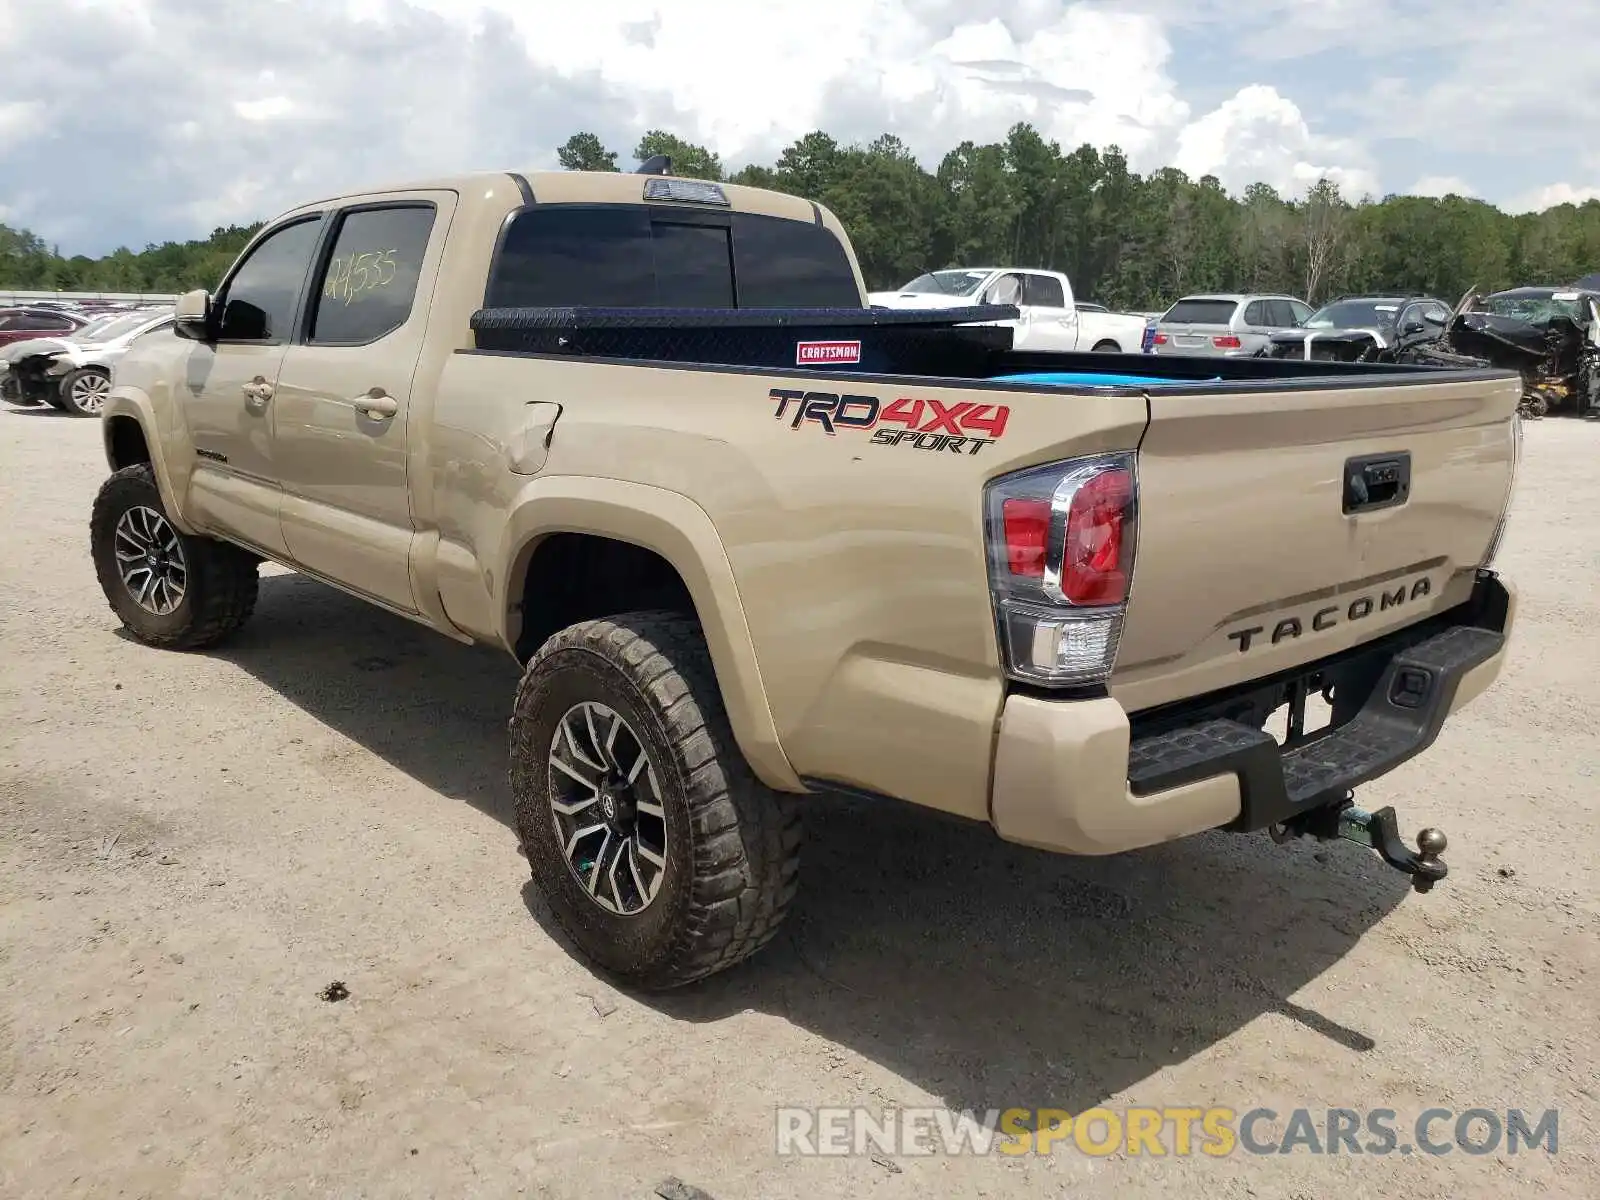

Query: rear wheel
[510,612,802,990]
[1091,339,1121,353]
[90,464,259,648]
[59,366,112,417]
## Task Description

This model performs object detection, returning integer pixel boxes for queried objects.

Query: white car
[867,267,1149,354]
[0,307,174,416]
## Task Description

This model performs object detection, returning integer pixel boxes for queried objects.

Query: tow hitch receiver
[1271,796,1449,892]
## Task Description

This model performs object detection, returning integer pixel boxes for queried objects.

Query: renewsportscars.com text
[774,1105,1560,1158]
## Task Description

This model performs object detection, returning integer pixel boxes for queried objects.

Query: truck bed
[467,303,1516,391]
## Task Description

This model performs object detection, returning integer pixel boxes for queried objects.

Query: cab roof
[281,168,822,225]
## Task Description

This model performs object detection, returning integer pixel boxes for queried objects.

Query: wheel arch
[100,390,200,535]
[498,477,803,793]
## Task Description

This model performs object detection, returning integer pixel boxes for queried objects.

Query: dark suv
[1264,295,1452,362]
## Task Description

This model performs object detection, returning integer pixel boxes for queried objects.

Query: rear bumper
[989,570,1516,856]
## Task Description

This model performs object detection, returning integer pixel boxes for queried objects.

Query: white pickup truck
[868,267,1148,354]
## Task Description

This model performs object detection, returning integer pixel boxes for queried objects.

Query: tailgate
[1158,322,1232,354]
[1111,372,1521,712]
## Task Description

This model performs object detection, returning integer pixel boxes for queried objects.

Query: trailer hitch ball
[1276,801,1450,892]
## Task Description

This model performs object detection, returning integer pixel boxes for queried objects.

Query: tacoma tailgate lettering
[1226,576,1434,652]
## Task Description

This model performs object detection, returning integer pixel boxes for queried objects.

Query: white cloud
[233,96,295,122]
[0,0,1376,253]
[1173,85,1378,199]
[1410,176,1479,199]
[1504,183,1600,214]
[0,100,47,151]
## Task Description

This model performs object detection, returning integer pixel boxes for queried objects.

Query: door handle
[241,377,273,403]
[1342,452,1411,514]
[352,388,399,418]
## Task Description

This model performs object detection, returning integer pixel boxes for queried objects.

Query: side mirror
[1401,319,1426,335]
[173,288,213,341]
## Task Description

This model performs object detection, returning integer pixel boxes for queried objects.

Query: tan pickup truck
[92,165,1522,989]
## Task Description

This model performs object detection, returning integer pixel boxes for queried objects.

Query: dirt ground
[1,407,1596,1200]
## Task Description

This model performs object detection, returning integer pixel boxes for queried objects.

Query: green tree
[556,132,619,172]
[8,129,1599,308]
[633,131,723,180]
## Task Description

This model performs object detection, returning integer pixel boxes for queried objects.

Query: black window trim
[211,211,330,347]
[300,199,442,349]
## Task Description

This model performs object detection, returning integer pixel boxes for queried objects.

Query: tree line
[5,124,1597,311]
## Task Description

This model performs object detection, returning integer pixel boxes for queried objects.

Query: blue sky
[1,0,1595,257]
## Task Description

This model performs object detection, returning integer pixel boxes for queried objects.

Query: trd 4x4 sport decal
[769,389,1010,456]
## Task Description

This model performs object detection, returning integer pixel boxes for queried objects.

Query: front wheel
[90,464,260,648]
[59,366,112,417]
[510,612,802,990]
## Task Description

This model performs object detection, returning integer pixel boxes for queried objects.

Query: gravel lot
[2,407,1596,1199]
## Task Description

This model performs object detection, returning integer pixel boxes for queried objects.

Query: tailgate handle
[1343,452,1411,514]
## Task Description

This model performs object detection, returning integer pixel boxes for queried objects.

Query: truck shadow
[219,572,1409,1118]
[608,800,1408,1118]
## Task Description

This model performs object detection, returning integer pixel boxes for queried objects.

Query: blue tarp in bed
[993,371,1223,388]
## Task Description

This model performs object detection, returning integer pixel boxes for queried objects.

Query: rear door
[1155,297,1241,356]
[272,192,455,612]
[1111,372,1522,712]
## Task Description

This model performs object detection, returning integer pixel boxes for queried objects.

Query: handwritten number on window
[323,248,400,306]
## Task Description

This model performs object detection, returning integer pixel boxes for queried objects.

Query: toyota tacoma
[91,164,1522,989]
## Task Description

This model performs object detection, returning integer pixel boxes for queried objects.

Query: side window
[730,213,859,307]
[1243,300,1269,326]
[216,217,323,342]
[1289,300,1314,324]
[32,312,75,331]
[985,273,1024,306]
[1426,303,1450,324]
[0,315,15,331]
[309,205,437,344]
[1022,274,1066,308]
[1265,300,1297,326]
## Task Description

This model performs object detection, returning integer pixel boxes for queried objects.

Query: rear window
[1162,299,1239,325]
[730,213,860,307]
[484,204,859,308]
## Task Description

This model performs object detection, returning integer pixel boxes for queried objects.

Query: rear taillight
[984,453,1139,687]
[1001,498,1049,576]
[1212,334,1241,349]
[1152,332,1168,345]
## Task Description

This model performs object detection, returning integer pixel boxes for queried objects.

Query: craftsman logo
[770,389,1010,456]
[796,340,861,365]
[1225,576,1433,653]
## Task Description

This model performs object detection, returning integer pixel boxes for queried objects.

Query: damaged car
[1262,294,1453,362]
[1400,285,1600,419]
[1,307,173,417]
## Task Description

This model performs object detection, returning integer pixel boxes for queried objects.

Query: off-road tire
[58,366,111,417]
[510,612,802,990]
[1091,339,1121,353]
[90,464,259,649]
